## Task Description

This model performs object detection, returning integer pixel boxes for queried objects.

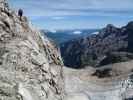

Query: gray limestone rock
[0,0,64,100]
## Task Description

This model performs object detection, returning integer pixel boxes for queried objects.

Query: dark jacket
[18,9,23,17]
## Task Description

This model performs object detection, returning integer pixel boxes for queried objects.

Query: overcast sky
[8,0,133,30]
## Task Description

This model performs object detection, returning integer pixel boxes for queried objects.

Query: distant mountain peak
[126,21,133,29]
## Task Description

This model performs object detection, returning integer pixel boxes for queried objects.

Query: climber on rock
[18,9,23,21]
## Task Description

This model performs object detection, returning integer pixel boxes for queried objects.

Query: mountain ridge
[60,22,133,68]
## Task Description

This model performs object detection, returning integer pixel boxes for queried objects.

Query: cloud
[8,0,133,29]
[51,16,65,20]
[9,0,133,17]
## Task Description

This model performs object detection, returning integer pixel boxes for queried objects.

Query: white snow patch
[91,31,99,35]
[50,30,57,33]
[73,31,82,34]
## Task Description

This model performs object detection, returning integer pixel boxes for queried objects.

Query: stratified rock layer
[0,0,64,100]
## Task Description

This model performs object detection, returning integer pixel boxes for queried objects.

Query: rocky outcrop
[60,22,133,68]
[0,0,64,100]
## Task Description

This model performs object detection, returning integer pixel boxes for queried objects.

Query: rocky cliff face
[61,22,133,68]
[0,0,64,100]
